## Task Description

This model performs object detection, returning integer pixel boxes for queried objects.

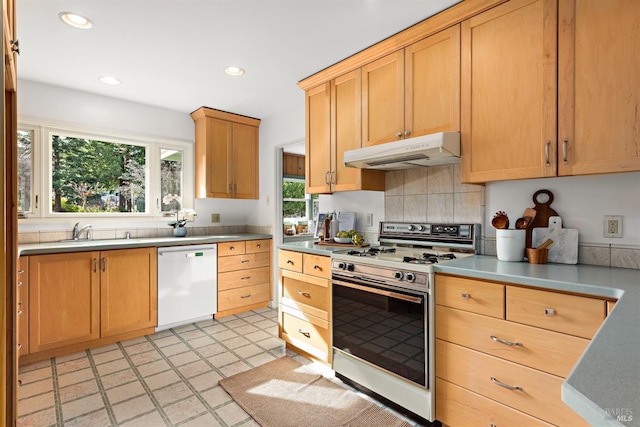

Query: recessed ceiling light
[99,76,121,85]
[224,66,245,76]
[59,12,93,29]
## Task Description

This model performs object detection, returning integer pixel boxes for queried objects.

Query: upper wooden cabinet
[363,25,461,147]
[305,73,385,194]
[557,0,640,176]
[461,0,640,183]
[283,153,305,177]
[461,0,557,183]
[191,107,261,199]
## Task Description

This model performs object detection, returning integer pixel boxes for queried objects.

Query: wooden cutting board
[526,189,558,248]
[532,216,578,264]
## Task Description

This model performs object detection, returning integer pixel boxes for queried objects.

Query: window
[17,118,194,220]
[283,178,318,221]
[50,134,147,213]
[17,129,33,214]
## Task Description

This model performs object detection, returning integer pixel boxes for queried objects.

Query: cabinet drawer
[281,309,330,360]
[506,286,606,339]
[302,254,331,279]
[218,267,270,291]
[218,241,246,256]
[436,340,589,427]
[435,305,589,378]
[281,270,329,317]
[246,239,270,254]
[278,249,303,273]
[436,378,552,427]
[218,284,269,311]
[218,252,269,273]
[435,275,505,318]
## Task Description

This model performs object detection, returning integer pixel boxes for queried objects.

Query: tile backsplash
[385,163,485,226]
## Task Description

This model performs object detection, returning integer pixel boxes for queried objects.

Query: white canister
[496,229,526,262]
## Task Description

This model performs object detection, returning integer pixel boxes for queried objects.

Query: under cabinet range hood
[343,131,460,170]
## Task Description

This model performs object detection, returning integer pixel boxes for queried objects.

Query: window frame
[18,116,194,222]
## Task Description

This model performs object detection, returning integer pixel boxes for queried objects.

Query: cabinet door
[205,118,232,198]
[460,0,557,183]
[231,122,258,199]
[331,69,362,191]
[305,83,332,194]
[100,248,157,337]
[29,252,100,352]
[405,25,461,136]
[558,0,640,176]
[362,50,405,146]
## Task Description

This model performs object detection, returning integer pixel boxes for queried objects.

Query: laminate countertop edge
[18,233,273,256]
[434,255,640,427]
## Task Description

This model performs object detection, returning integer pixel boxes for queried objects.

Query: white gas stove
[330,222,480,424]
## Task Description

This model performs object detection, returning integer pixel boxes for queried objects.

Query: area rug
[218,356,413,427]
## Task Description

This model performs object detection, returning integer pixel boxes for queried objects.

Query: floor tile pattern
[18,307,422,427]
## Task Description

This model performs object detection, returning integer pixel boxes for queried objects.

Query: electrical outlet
[604,215,622,238]
[366,213,373,228]
[211,213,221,223]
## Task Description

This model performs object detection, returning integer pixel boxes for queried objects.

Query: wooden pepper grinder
[323,215,331,241]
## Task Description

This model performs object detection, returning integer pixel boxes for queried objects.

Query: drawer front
[435,274,505,318]
[281,310,330,360]
[246,239,270,254]
[302,254,331,279]
[436,340,590,427]
[506,286,606,339]
[218,252,270,273]
[435,305,589,378]
[436,378,552,427]
[278,249,303,273]
[218,284,269,311]
[218,267,270,291]
[281,271,329,313]
[218,241,246,256]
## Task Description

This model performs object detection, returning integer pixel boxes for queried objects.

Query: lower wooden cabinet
[435,273,608,426]
[216,239,272,318]
[23,247,157,363]
[278,249,331,362]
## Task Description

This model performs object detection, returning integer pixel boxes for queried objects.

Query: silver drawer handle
[313,265,320,270]
[286,259,293,264]
[17,343,22,350]
[461,293,470,300]
[545,308,555,317]
[490,376,522,391]
[241,260,250,264]
[240,294,251,299]
[298,329,311,338]
[241,276,251,280]
[490,335,522,347]
[298,291,311,298]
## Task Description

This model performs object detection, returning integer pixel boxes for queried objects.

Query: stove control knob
[394,271,404,280]
[406,272,416,282]
[346,263,355,272]
[337,262,347,270]
[407,225,415,231]
[418,225,426,231]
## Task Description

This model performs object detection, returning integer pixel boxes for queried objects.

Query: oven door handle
[333,278,423,305]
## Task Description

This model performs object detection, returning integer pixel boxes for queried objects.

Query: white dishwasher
[157,244,217,331]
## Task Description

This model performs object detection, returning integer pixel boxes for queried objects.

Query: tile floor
[18,307,423,427]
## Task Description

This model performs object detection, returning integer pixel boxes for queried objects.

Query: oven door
[332,276,427,387]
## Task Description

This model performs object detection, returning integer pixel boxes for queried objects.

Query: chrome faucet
[72,222,93,240]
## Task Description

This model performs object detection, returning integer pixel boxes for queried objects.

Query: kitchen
[3,0,640,426]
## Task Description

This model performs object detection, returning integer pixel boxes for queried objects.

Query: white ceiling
[16,0,460,119]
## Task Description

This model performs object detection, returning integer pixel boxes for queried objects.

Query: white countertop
[435,255,640,427]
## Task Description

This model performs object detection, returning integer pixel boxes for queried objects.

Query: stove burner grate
[402,256,438,265]
[347,247,397,257]
[422,252,456,260]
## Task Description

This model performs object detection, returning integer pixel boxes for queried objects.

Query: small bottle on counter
[331,213,340,240]
[324,215,331,241]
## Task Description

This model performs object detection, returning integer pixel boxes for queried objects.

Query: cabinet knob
[10,39,19,55]
[18,270,24,275]
[461,293,470,300]
[544,308,555,317]
[257,244,261,248]
[396,132,402,138]
[230,246,235,251]
[286,259,293,264]
[404,130,411,136]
